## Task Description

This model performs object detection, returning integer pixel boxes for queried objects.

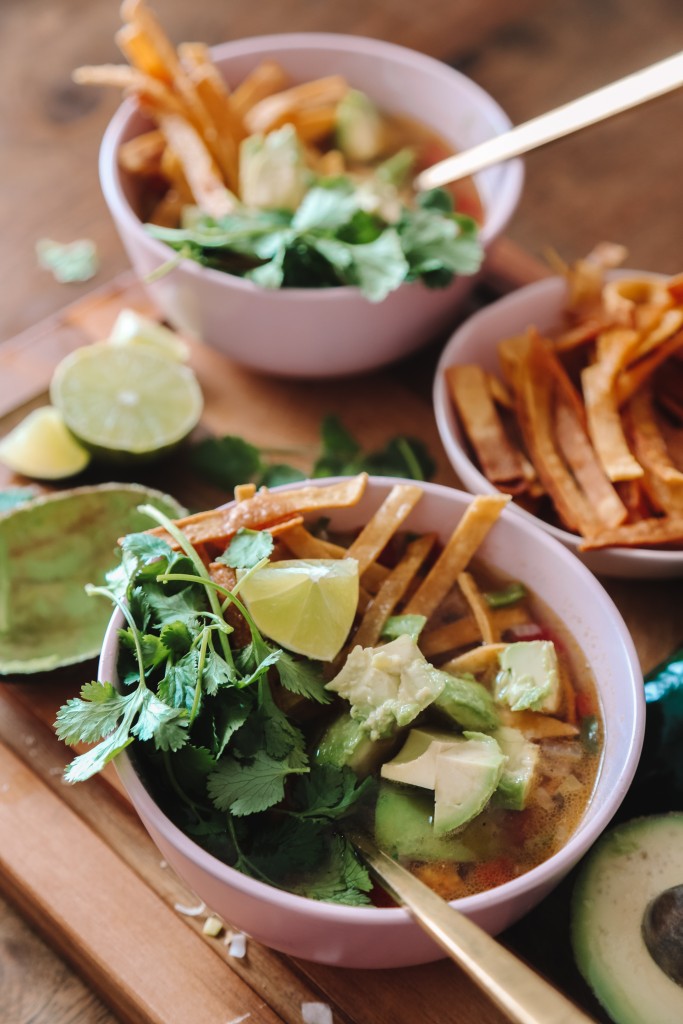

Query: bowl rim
[433,272,683,573]
[98,30,524,301]
[105,474,645,932]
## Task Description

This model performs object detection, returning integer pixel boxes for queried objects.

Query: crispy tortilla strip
[404,494,510,619]
[554,317,608,352]
[616,329,683,405]
[159,145,194,203]
[659,416,683,470]
[118,129,166,175]
[581,360,643,482]
[148,473,368,547]
[234,483,257,502]
[72,64,185,114]
[244,75,349,135]
[457,571,498,644]
[148,190,184,227]
[516,341,602,536]
[288,105,339,143]
[420,605,529,658]
[446,365,527,491]
[345,483,423,576]
[627,388,683,513]
[499,707,579,739]
[230,60,290,119]
[602,277,673,325]
[666,272,683,303]
[115,21,170,80]
[594,326,642,375]
[157,112,235,218]
[580,515,683,550]
[351,534,435,649]
[440,643,507,677]
[554,396,628,529]
[630,308,683,363]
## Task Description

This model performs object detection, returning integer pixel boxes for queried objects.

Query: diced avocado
[314,711,396,778]
[380,727,460,789]
[326,634,446,740]
[494,640,561,714]
[571,814,683,1024]
[491,726,539,810]
[374,782,475,863]
[434,671,500,731]
[375,147,416,189]
[433,732,506,836]
[335,89,386,162]
[239,124,309,211]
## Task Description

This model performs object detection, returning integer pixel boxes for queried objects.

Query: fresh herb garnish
[146,182,482,302]
[55,504,371,904]
[189,414,435,493]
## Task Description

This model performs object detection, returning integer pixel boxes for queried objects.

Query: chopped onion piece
[301,1004,333,1024]
[226,931,247,958]
[174,899,206,917]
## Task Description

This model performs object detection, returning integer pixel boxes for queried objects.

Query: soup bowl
[99,476,644,968]
[99,32,523,378]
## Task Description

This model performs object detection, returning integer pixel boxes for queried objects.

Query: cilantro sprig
[190,414,436,494]
[147,182,482,303]
[54,505,371,904]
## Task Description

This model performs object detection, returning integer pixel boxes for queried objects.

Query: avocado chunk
[434,672,500,731]
[374,782,475,863]
[434,732,506,836]
[314,711,396,778]
[571,814,683,1024]
[494,640,561,714]
[491,726,539,810]
[380,727,459,789]
[326,634,446,740]
[335,89,386,162]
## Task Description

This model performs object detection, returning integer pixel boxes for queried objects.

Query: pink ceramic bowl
[99,477,644,968]
[433,273,683,579]
[99,32,523,378]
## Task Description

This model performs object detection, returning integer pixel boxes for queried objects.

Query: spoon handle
[351,832,596,1024]
[416,50,683,190]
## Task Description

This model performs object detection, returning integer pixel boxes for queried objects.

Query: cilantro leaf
[220,528,274,569]
[207,750,305,815]
[55,681,134,744]
[132,690,188,750]
[158,649,199,711]
[290,764,374,821]
[275,650,331,704]
[259,463,307,488]
[292,835,372,905]
[189,435,264,491]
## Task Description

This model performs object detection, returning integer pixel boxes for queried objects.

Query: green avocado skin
[571,813,683,1024]
[0,483,184,676]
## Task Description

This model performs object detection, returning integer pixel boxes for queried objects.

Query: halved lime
[239,558,359,662]
[0,406,91,480]
[50,342,203,462]
[109,308,191,362]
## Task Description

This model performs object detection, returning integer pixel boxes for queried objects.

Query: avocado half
[571,814,683,1024]
[0,483,185,675]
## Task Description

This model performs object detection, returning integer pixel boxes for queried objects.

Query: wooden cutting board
[0,238,676,1024]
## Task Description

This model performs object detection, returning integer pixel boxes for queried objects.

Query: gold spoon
[415,50,683,191]
[350,830,597,1024]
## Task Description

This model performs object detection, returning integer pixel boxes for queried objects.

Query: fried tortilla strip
[118,129,166,176]
[420,605,529,659]
[602,276,673,326]
[116,21,170,80]
[234,483,257,502]
[230,60,290,119]
[404,494,510,619]
[554,396,628,529]
[244,75,349,135]
[629,308,683,363]
[581,359,643,482]
[457,571,498,644]
[440,642,507,678]
[351,533,435,649]
[667,272,683,303]
[580,515,683,550]
[554,317,608,352]
[616,329,683,405]
[627,388,683,513]
[498,708,579,739]
[148,473,368,547]
[72,64,185,114]
[288,105,339,143]
[446,365,527,492]
[345,483,422,575]
[157,112,235,218]
[516,341,601,536]
[659,416,683,471]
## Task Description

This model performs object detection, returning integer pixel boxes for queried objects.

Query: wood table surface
[1,1,683,1022]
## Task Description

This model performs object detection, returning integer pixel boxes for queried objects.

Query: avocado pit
[642,883,683,987]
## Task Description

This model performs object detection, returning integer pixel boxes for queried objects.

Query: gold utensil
[350,831,597,1024]
[416,50,683,190]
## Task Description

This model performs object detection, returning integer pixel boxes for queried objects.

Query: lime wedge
[50,342,203,462]
[239,558,359,661]
[0,406,91,480]
[109,308,191,362]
